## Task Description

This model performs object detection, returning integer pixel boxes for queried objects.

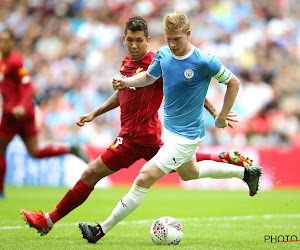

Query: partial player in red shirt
[20,17,253,236]
[0,29,89,199]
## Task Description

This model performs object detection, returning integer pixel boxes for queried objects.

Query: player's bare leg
[0,137,11,199]
[80,156,115,187]
[176,158,200,181]
[22,136,89,163]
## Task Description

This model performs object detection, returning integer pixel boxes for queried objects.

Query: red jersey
[0,50,34,116]
[118,51,163,145]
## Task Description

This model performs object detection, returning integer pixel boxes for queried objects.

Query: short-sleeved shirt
[0,50,34,116]
[148,45,229,140]
[0,50,37,139]
[118,51,163,145]
[101,51,164,171]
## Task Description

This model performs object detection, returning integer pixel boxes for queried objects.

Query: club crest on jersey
[133,67,143,76]
[184,69,194,79]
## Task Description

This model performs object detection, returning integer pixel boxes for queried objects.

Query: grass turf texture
[1,187,299,249]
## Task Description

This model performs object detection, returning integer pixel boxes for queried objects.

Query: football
[150,216,183,245]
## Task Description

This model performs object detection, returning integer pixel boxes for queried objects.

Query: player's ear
[147,36,150,44]
[122,35,126,44]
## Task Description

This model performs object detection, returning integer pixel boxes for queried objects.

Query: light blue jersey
[147,45,231,140]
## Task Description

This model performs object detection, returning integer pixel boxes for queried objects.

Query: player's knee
[80,160,111,185]
[135,173,153,187]
[81,165,99,186]
[82,164,100,178]
[180,175,192,181]
[81,165,93,178]
[28,150,37,158]
[179,172,198,181]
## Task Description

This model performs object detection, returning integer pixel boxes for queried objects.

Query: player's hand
[226,110,239,128]
[112,78,126,90]
[215,116,228,128]
[213,110,239,128]
[76,113,95,127]
[12,105,25,119]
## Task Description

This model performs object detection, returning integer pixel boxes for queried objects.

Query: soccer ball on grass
[150,216,183,245]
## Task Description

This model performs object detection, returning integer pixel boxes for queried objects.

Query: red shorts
[101,137,163,171]
[0,112,38,140]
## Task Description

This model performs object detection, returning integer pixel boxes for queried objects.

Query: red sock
[49,180,94,223]
[0,153,5,194]
[195,152,223,162]
[35,145,69,158]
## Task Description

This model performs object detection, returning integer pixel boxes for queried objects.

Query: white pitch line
[119,213,300,225]
[1,213,299,230]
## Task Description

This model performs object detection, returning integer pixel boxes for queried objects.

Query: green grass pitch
[0,186,299,249]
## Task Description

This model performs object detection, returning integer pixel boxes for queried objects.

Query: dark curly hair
[125,16,148,37]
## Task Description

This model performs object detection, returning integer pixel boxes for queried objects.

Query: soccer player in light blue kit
[78,11,263,243]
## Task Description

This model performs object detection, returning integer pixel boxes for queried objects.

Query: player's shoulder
[193,47,215,61]
[10,50,22,60]
[139,50,156,64]
[193,46,221,68]
[8,50,23,65]
[157,46,170,55]
[152,46,171,60]
[122,54,131,64]
[146,50,155,60]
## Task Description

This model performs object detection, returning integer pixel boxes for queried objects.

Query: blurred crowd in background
[0,0,299,148]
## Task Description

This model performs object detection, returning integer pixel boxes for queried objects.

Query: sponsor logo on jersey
[184,69,194,79]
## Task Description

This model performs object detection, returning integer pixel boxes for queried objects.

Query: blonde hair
[163,11,190,33]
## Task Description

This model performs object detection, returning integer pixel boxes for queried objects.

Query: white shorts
[152,129,204,174]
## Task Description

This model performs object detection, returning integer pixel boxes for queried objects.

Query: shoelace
[31,210,45,215]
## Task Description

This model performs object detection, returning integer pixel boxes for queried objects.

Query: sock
[197,160,244,179]
[45,213,54,227]
[48,180,94,223]
[35,145,69,158]
[101,184,148,234]
[195,152,223,162]
[0,153,6,194]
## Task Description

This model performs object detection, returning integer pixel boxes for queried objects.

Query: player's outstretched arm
[76,91,120,127]
[215,74,240,128]
[204,97,239,128]
[112,71,156,90]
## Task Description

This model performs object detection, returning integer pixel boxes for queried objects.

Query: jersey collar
[131,50,150,62]
[172,45,195,60]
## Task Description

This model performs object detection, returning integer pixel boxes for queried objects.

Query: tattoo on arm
[204,102,216,115]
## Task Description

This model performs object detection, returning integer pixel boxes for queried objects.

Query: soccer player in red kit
[20,17,253,236]
[0,29,88,199]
